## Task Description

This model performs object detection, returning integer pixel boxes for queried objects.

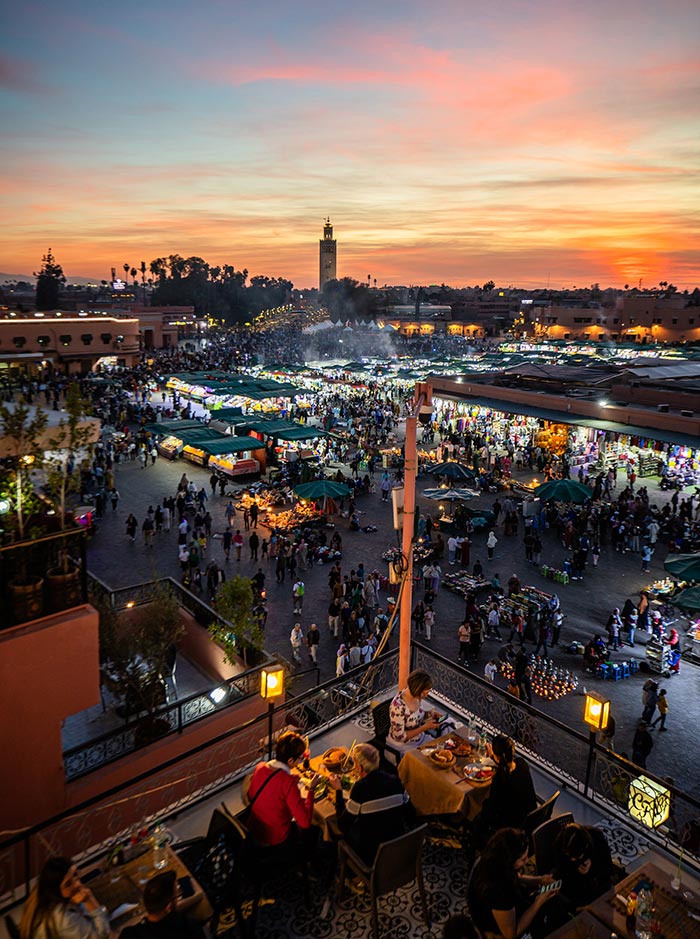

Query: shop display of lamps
[261,664,285,760]
[628,775,671,829]
[583,690,610,796]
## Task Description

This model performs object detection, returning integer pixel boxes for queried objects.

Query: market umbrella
[669,586,700,611]
[428,461,477,482]
[534,479,592,504]
[422,488,477,501]
[664,553,700,581]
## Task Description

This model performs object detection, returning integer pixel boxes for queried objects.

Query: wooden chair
[338,824,430,939]
[368,699,401,765]
[531,812,574,874]
[524,790,561,841]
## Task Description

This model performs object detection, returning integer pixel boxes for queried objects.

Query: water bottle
[152,824,168,869]
[478,729,487,760]
[635,886,653,939]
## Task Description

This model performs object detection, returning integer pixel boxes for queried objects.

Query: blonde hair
[353,743,380,774]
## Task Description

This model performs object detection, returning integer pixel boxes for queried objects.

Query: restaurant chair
[368,699,401,766]
[337,824,430,939]
[4,915,20,939]
[532,812,574,874]
[524,790,560,840]
[175,808,247,937]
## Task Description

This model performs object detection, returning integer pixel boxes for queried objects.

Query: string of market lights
[500,655,579,701]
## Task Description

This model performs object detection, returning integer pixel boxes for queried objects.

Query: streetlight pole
[398,383,432,689]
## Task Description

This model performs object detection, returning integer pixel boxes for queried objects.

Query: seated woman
[388,668,443,751]
[468,828,561,939]
[245,731,320,860]
[552,823,617,911]
[20,857,110,939]
[477,735,537,838]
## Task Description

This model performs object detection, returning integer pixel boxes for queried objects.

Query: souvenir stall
[442,570,489,597]
[485,586,555,641]
[144,420,211,460]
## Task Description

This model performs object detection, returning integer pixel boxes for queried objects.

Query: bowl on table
[322,747,351,772]
[429,748,457,770]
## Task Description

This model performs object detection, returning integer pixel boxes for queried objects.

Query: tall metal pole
[398,383,431,689]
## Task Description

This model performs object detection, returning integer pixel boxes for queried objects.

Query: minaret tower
[319,217,337,289]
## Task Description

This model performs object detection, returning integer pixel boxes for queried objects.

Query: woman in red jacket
[246,731,319,858]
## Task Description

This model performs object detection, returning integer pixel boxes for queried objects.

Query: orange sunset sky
[1,0,699,290]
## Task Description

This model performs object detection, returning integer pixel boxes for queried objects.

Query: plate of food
[322,746,350,772]
[429,748,457,769]
[462,764,495,784]
[453,741,473,758]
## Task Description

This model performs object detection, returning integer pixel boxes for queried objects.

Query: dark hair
[22,856,72,939]
[275,731,306,764]
[491,734,515,778]
[556,823,593,864]
[143,870,177,915]
[406,668,432,697]
[443,913,480,939]
[478,828,529,885]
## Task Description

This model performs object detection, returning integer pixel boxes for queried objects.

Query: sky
[1,0,699,290]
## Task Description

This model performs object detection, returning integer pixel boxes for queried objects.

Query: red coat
[247,762,314,846]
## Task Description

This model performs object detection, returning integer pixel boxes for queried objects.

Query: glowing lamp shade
[583,691,610,732]
[628,775,670,829]
[260,665,284,700]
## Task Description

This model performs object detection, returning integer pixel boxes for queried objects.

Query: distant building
[319,218,337,289]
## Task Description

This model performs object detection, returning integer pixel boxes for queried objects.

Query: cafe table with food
[295,743,361,838]
[397,727,495,819]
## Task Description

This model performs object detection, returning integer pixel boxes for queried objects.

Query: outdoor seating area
[3,644,700,939]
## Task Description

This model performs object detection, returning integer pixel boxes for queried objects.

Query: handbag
[237,768,283,830]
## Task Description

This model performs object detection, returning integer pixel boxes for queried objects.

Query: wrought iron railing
[0,649,400,911]
[1,644,698,918]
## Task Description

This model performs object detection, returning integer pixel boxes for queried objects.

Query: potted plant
[0,398,48,620]
[44,383,95,611]
[209,575,265,669]
[98,584,185,745]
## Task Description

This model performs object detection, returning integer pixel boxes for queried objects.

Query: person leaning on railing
[19,857,110,939]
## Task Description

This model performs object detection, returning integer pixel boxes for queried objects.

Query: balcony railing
[0,528,88,629]
[1,644,697,917]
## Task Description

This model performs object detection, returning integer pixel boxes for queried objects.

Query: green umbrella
[294,479,351,501]
[669,586,700,611]
[534,479,592,504]
[664,553,700,580]
[429,461,477,482]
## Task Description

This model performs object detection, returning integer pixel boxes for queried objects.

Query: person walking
[424,605,435,641]
[641,543,653,573]
[126,513,138,543]
[292,579,305,615]
[225,501,236,527]
[233,529,243,561]
[290,623,304,664]
[109,487,120,511]
[534,620,550,657]
[307,622,320,664]
[142,515,154,548]
[642,681,659,724]
[486,530,498,560]
[249,530,259,561]
[249,501,259,528]
[222,527,232,561]
[650,689,668,731]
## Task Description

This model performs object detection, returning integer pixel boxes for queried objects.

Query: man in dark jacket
[329,743,410,864]
[121,870,206,939]
[632,720,653,769]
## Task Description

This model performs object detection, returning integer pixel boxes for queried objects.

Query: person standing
[142,515,154,548]
[484,659,497,683]
[642,681,659,724]
[486,530,498,560]
[126,513,138,543]
[307,622,320,664]
[225,501,236,527]
[458,621,470,665]
[424,605,435,641]
[249,530,259,561]
[290,622,304,664]
[249,501,259,528]
[162,499,171,533]
[641,543,653,573]
[109,487,120,512]
[650,689,668,731]
[293,579,305,615]
[632,720,653,768]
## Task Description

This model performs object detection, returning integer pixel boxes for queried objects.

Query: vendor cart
[645,637,680,677]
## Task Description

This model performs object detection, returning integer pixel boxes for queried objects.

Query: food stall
[178,431,265,476]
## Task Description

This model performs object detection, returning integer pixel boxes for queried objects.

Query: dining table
[88,843,212,936]
[297,752,361,840]
[584,851,700,939]
[397,732,492,819]
[546,908,611,938]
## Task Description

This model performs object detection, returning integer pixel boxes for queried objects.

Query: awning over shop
[143,420,207,435]
[434,392,700,450]
[275,427,326,441]
[181,434,263,456]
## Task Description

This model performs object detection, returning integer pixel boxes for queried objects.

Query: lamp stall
[628,775,671,829]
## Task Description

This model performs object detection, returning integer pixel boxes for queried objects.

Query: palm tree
[123,263,130,285]
[140,261,147,303]
[130,267,137,287]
